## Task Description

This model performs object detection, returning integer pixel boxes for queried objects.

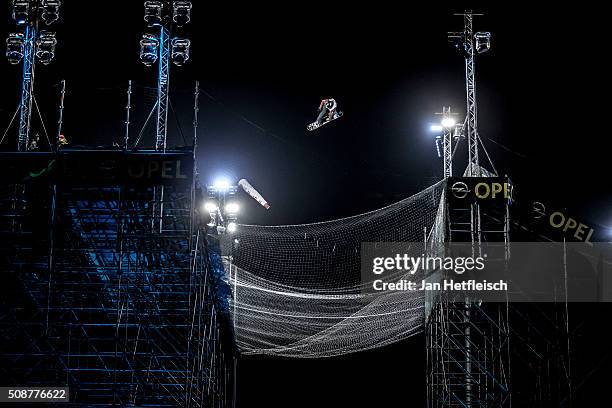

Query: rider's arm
[319,99,327,111]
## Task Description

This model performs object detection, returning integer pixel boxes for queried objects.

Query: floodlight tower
[205,180,240,234]
[139,1,192,151]
[448,11,491,177]
[5,0,61,151]
[433,106,461,178]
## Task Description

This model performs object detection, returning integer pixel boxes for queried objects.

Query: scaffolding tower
[426,179,512,407]
[426,12,510,407]
[0,150,234,407]
[426,11,573,408]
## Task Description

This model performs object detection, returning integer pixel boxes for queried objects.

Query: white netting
[227,181,445,358]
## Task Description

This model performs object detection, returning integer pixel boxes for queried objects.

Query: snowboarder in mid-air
[307,98,343,131]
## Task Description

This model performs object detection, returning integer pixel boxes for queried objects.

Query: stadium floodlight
[172,1,192,26]
[6,33,25,65]
[12,0,30,25]
[204,201,218,213]
[35,31,57,65]
[227,222,237,233]
[213,178,231,191]
[140,33,159,66]
[475,32,491,54]
[171,38,190,66]
[144,1,164,26]
[41,0,61,25]
[441,117,456,128]
[225,202,240,215]
[430,124,443,133]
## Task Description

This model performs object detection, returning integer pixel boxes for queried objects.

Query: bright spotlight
[227,222,237,233]
[35,31,57,65]
[441,118,456,128]
[140,34,159,66]
[6,33,25,65]
[213,178,231,191]
[225,202,240,214]
[204,201,218,213]
[430,125,443,133]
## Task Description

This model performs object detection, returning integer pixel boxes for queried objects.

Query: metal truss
[18,25,36,151]
[462,13,479,177]
[441,107,454,179]
[156,26,171,152]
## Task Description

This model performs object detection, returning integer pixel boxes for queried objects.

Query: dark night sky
[1,1,611,406]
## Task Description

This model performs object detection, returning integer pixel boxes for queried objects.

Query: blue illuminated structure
[5,1,61,152]
[156,26,171,151]
[140,1,192,152]
[17,24,36,151]
[0,150,235,406]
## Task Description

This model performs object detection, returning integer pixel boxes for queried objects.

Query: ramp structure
[0,150,234,407]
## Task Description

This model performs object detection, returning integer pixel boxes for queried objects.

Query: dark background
[1,1,610,406]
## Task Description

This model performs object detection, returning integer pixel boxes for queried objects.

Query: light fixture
[430,125,443,133]
[35,31,57,65]
[227,222,237,233]
[204,201,218,213]
[41,0,61,25]
[475,32,491,54]
[144,1,164,26]
[171,38,190,66]
[225,202,240,215]
[140,33,159,66]
[6,33,25,65]
[441,117,456,128]
[213,178,231,191]
[12,0,30,25]
[172,1,192,26]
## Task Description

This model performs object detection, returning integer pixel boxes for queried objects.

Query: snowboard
[307,111,343,131]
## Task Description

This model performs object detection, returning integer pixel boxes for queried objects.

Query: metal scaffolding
[427,296,511,407]
[0,150,234,407]
[426,13,510,407]
[426,184,512,407]
[427,11,572,407]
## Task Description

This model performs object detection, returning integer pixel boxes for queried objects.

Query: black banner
[0,150,193,187]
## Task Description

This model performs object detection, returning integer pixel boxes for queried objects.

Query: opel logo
[451,182,469,199]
